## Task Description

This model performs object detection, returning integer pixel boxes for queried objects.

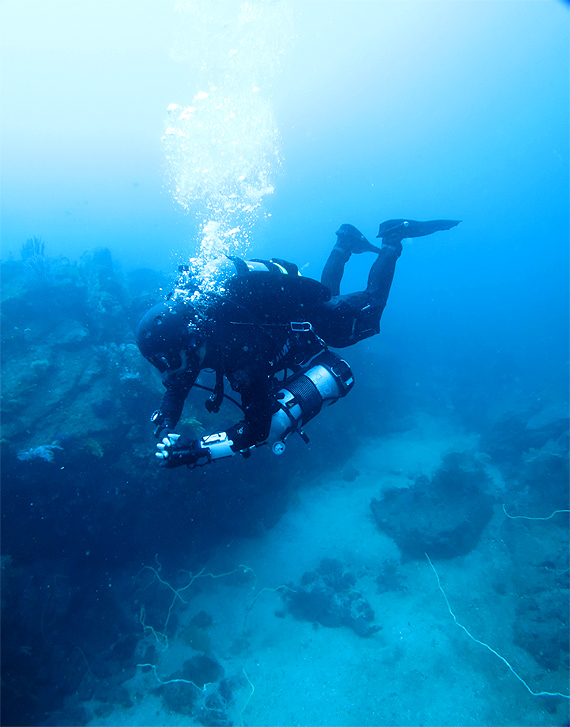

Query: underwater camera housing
[267,350,354,454]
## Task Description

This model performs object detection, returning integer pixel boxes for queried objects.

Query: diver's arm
[196,357,275,455]
[156,376,274,468]
[224,378,274,451]
[151,371,196,438]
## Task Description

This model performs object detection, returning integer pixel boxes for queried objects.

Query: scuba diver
[136,218,460,469]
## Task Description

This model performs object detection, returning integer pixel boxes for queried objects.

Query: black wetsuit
[157,244,400,453]
[316,242,401,347]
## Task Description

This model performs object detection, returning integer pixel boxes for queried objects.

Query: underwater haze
[2,0,569,392]
[1,1,569,726]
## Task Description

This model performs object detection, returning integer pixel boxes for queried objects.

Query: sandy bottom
[88,414,569,727]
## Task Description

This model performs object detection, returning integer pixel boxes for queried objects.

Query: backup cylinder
[267,350,354,450]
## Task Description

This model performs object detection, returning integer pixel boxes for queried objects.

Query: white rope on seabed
[425,553,569,700]
[501,504,570,521]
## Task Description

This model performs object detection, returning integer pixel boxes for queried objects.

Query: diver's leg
[365,239,403,308]
[321,246,351,297]
[368,218,461,302]
[318,220,460,347]
[313,238,402,347]
[321,224,380,296]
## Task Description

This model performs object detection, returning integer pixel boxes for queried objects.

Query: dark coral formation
[284,558,379,637]
[159,656,235,726]
[182,611,214,652]
[501,518,569,673]
[375,558,407,594]
[481,406,569,672]
[371,452,495,560]
[481,405,569,515]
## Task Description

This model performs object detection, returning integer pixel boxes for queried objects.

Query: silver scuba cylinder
[267,350,354,454]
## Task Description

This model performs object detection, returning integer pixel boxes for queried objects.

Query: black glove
[155,433,211,469]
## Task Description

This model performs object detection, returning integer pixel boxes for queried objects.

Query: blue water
[1,2,568,725]
[2,1,568,392]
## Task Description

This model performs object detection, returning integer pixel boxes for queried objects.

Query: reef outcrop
[370,452,495,560]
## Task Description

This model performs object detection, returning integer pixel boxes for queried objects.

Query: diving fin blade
[377,219,461,239]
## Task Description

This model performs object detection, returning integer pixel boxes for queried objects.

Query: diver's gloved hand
[154,425,173,441]
[155,433,211,469]
[376,219,461,244]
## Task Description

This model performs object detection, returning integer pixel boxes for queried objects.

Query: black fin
[377,219,461,239]
[336,224,381,254]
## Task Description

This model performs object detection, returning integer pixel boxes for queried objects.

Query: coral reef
[375,558,407,594]
[1,246,324,725]
[371,452,495,560]
[145,655,235,726]
[17,442,63,462]
[480,404,569,512]
[501,507,569,672]
[284,558,379,637]
[20,236,53,286]
[480,405,569,672]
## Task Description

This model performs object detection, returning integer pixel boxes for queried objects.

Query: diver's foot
[336,223,381,254]
[376,218,461,241]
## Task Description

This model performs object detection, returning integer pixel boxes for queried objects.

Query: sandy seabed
[88,414,570,727]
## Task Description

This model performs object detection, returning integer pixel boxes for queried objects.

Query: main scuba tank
[267,350,354,454]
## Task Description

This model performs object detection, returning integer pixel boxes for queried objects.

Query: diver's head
[136,300,204,376]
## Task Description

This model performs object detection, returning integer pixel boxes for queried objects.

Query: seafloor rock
[1,249,172,453]
[375,558,407,593]
[513,588,569,671]
[371,452,495,560]
[284,558,379,637]
[477,404,569,673]
[182,611,214,652]
[481,406,569,474]
[501,515,569,672]
[159,655,230,725]
[481,404,569,517]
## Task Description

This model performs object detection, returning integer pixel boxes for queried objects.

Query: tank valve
[272,441,286,456]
